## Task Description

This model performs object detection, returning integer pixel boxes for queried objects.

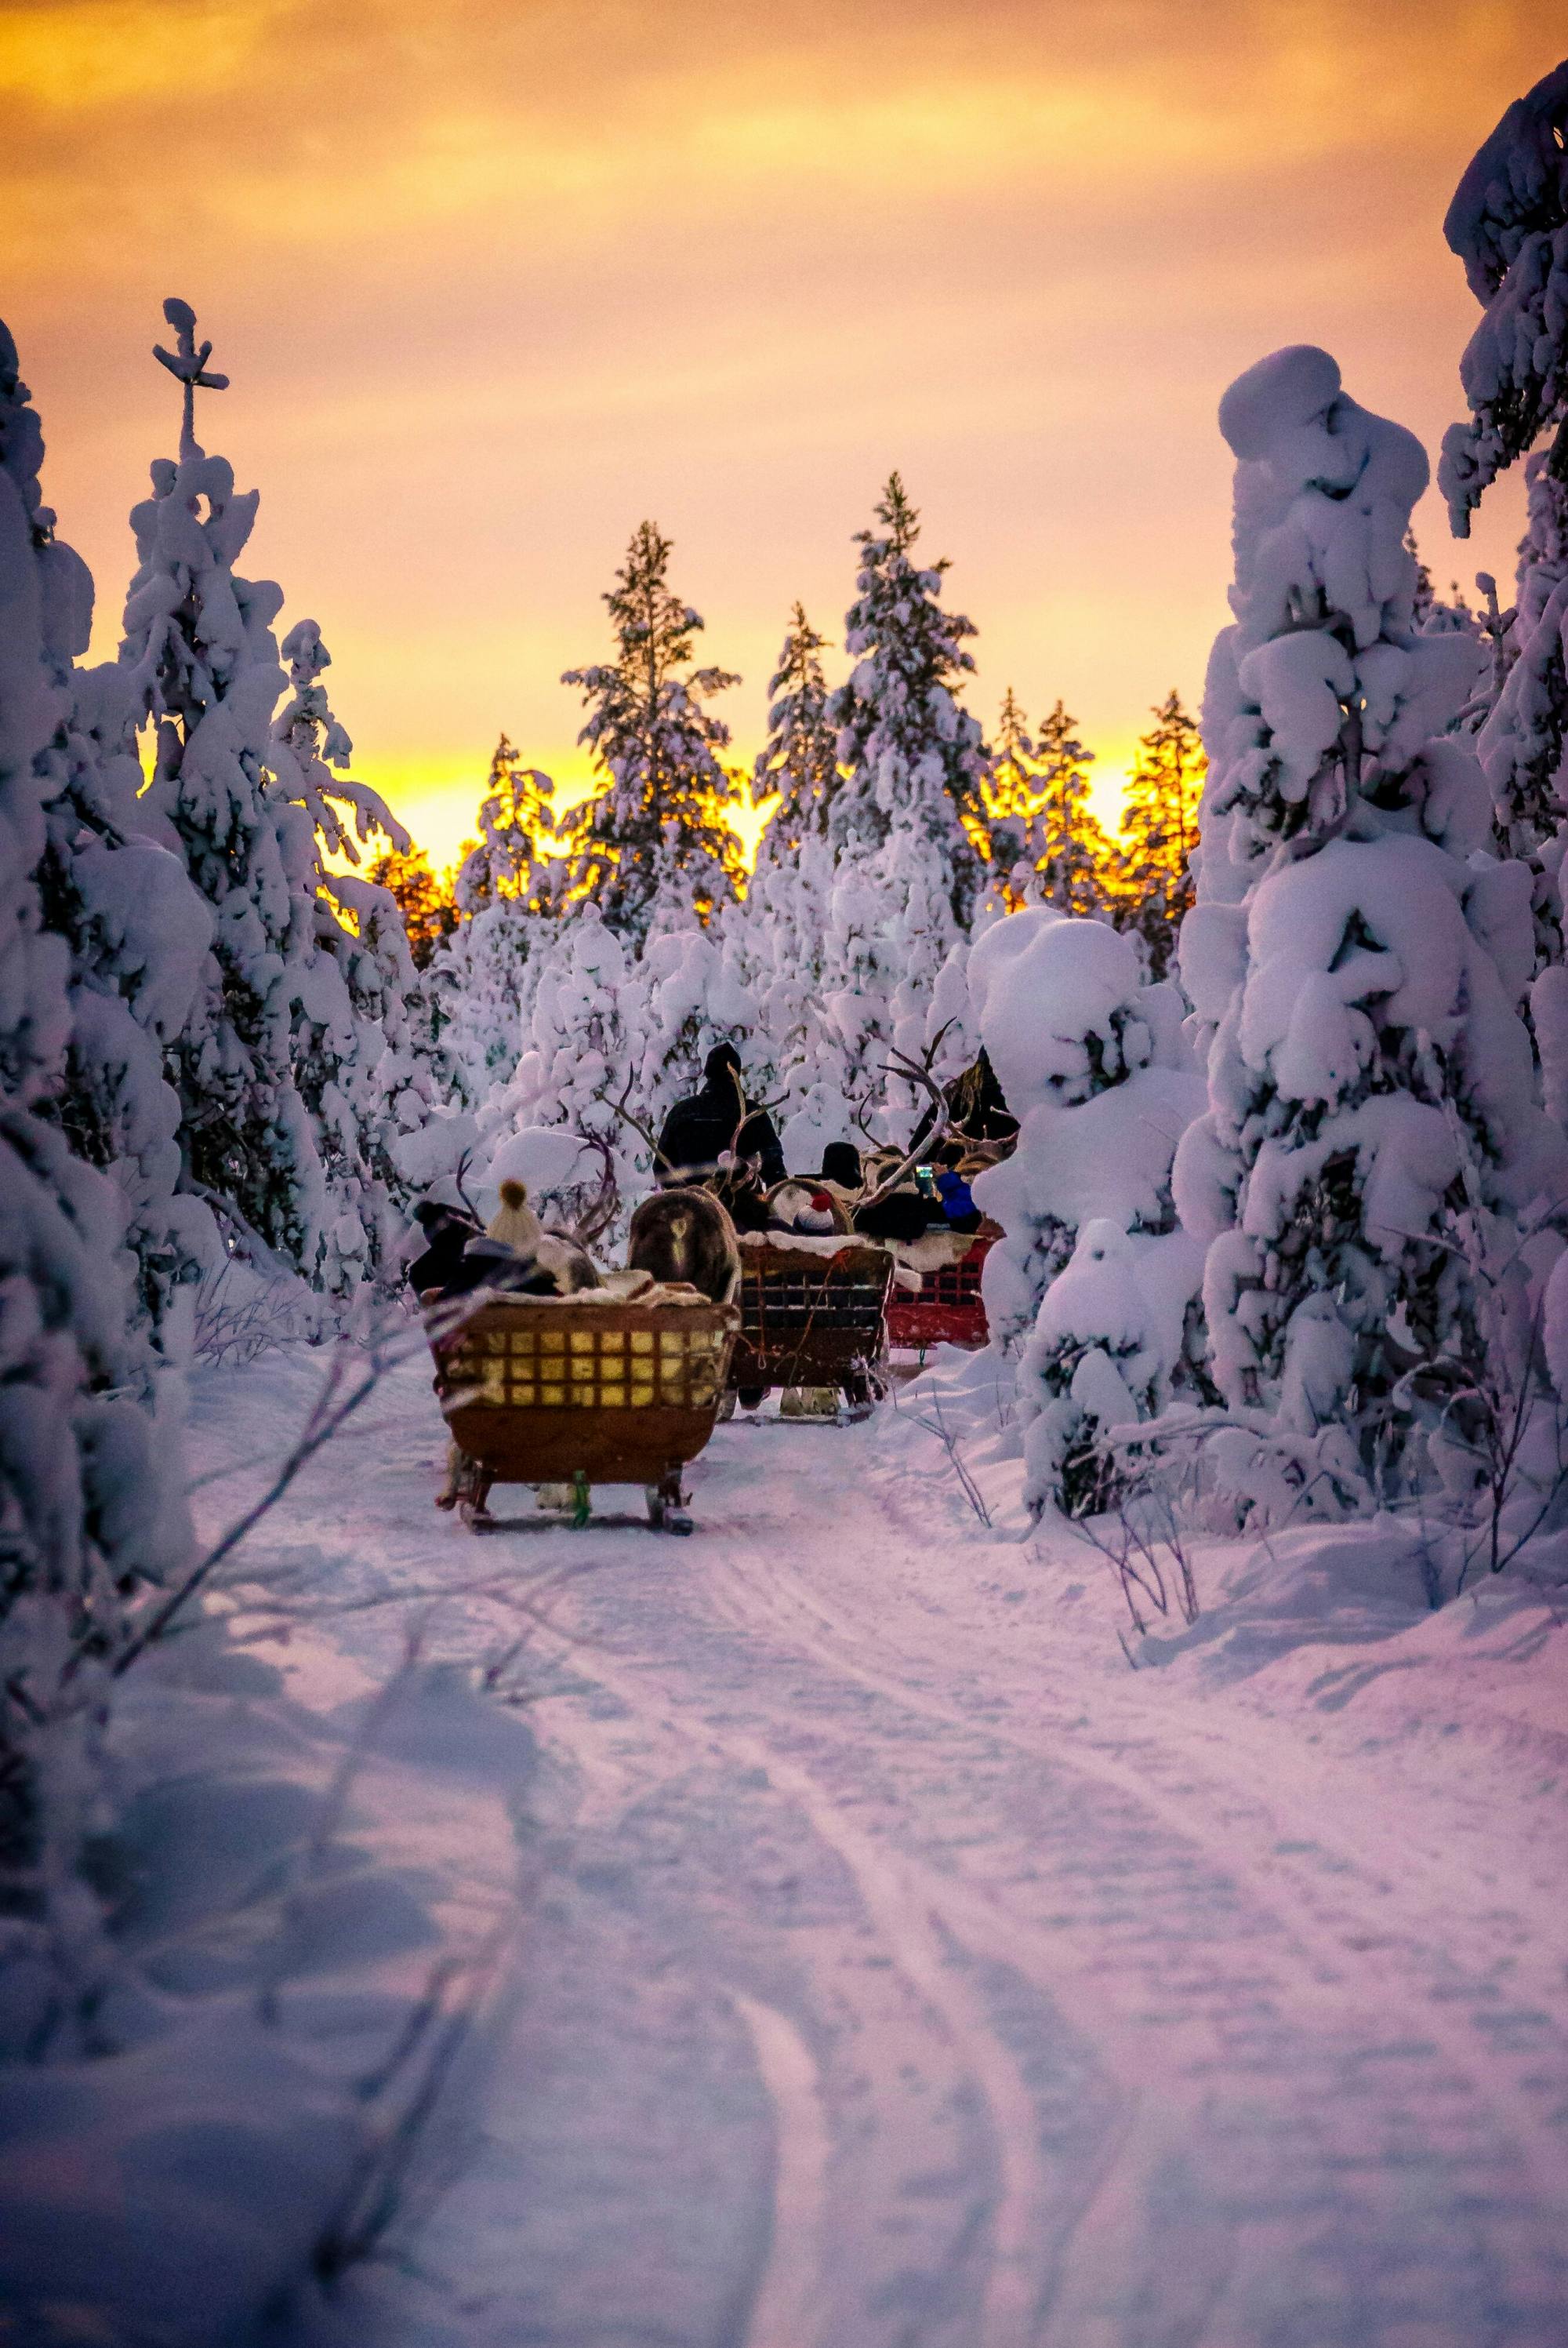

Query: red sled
[886,1227,996,1354]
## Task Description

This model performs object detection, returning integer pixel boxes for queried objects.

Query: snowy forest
[5,41,1568,2348]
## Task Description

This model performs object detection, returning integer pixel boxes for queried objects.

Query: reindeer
[704,1082,789,1233]
[592,1071,744,1301]
[839,1030,968,1251]
[855,1027,957,1205]
[626,1188,742,1305]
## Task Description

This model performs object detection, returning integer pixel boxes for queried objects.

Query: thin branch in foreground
[111,1300,477,1680]
[908,1390,993,1526]
[1064,1476,1200,1638]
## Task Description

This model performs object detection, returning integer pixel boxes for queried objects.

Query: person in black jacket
[655,1042,786,1186]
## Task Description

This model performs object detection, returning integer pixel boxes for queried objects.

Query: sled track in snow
[219,1361,1568,2348]
[483,1423,1568,2348]
[706,1515,1568,2215]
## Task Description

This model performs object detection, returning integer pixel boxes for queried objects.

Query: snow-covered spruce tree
[365,845,456,972]
[965,907,1203,1516]
[1439,58,1568,539]
[969,908,1202,1350]
[1033,700,1112,918]
[1471,458,1568,990]
[713,607,843,1131]
[561,522,742,946]
[2,322,217,1339]
[985,685,1037,830]
[0,444,188,1932]
[1117,690,1203,981]
[721,822,834,1132]
[977,688,1047,920]
[267,616,451,1284]
[1174,345,1565,1498]
[626,927,759,1132]
[821,474,990,1112]
[752,603,839,851]
[1018,1220,1192,1521]
[122,302,427,1300]
[1441,68,1568,1087]
[826,473,988,882]
[477,899,652,1238]
[434,736,564,1104]
[118,302,323,1275]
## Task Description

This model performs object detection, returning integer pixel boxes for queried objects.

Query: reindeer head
[857,1022,959,1209]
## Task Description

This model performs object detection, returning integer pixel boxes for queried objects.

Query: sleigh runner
[430,1293,739,1532]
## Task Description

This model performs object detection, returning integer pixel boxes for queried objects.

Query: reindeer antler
[592,1070,673,1172]
[858,1023,958,1209]
[728,1087,789,1165]
[452,1147,481,1222]
[849,1089,881,1145]
[563,1129,621,1250]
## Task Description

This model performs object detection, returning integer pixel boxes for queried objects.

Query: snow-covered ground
[176,1343,1568,2348]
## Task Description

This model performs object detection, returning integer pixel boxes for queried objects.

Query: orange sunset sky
[5,0,1563,866]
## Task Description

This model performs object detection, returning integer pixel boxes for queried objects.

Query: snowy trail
[190,1355,1568,2348]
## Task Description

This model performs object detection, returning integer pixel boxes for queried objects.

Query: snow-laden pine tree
[1018,1219,1197,1521]
[1117,691,1203,981]
[626,927,759,1132]
[970,908,1201,1351]
[718,606,840,1123]
[498,901,633,1142]
[1439,59,1568,536]
[1174,346,1564,1493]
[561,522,742,946]
[365,845,456,972]
[751,604,838,850]
[1483,455,1567,845]
[0,427,188,1914]
[820,474,990,1114]
[118,302,323,1274]
[985,687,1036,831]
[2,324,217,1339]
[267,616,448,1283]
[121,302,426,1300]
[977,688,1047,919]
[1439,75,1568,954]
[1440,69,1568,1099]
[722,826,833,1117]
[826,474,988,883]
[434,737,564,1104]
[1033,700,1112,918]
[1469,460,1568,990]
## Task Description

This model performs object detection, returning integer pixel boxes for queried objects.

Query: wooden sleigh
[728,1240,895,1419]
[885,1223,1000,1355]
[429,1293,739,1533]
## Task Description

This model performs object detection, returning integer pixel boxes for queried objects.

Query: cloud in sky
[4,0,1559,860]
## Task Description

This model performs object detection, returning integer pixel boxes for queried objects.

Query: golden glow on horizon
[359,743,1131,878]
[354,746,782,875]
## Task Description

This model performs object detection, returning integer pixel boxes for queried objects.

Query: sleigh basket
[886,1225,999,1354]
[429,1292,739,1532]
[728,1239,895,1416]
